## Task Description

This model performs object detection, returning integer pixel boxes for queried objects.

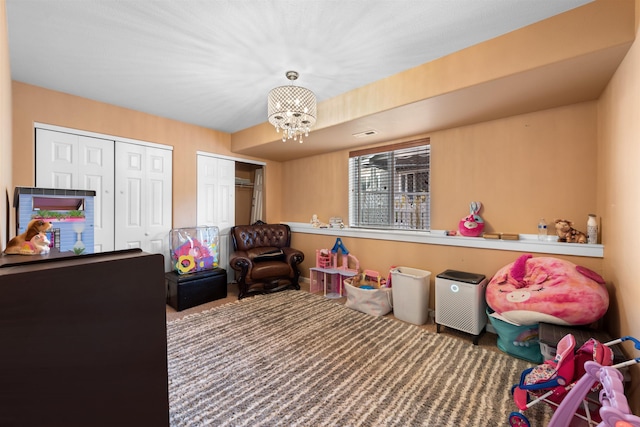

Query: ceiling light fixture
[267,71,316,143]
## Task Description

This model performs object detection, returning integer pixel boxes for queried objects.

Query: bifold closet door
[35,128,115,252]
[197,154,235,281]
[115,142,172,269]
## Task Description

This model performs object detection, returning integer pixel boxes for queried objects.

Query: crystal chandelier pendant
[268,71,317,143]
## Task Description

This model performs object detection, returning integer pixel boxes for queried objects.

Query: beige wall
[10,82,282,228]
[0,0,11,248]
[285,103,598,233]
[598,0,640,410]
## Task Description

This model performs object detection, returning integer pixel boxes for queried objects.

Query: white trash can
[390,267,432,325]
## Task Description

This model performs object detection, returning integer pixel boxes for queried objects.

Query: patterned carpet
[167,290,552,426]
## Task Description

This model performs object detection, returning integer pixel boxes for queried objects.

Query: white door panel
[78,135,115,252]
[145,147,172,269]
[52,173,74,189]
[202,184,216,224]
[149,179,164,226]
[36,129,78,188]
[148,238,165,254]
[116,144,146,248]
[197,154,235,282]
[125,240,142,249]
[116,142,172,271]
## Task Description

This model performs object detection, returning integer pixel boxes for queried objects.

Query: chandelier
[267,71,317,143]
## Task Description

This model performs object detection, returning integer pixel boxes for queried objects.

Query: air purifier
[435,269,487,345]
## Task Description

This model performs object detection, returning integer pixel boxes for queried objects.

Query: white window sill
[285,222,603,258]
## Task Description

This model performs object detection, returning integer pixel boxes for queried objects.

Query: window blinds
[349,138,430,231]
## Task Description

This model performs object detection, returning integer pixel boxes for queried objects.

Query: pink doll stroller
[547,359,640,427]
[508,333,616,426]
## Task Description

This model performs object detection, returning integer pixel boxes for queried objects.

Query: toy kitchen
[13,187,96,255]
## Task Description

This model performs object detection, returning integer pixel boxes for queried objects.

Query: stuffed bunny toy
[458,201,485,237]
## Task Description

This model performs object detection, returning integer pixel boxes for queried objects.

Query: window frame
[349,138,430,231]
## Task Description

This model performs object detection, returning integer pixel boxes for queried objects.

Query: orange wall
[285,102,597,233]
[10,82,282,228]
[0,0,11,248]
[598,0,640,410]
[286,102,603,299]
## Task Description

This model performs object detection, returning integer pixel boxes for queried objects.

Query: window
[349,138,430,231]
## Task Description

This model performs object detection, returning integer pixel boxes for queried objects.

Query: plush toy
[17,232,51,255]
[31,233,51,254]
[458,201,484,237]
[486,254,609,326]
[555,219,588,243]
[4,219,52,254]
[310,214,328,228]
[172,238,214,274]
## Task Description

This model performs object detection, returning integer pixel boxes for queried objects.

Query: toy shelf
[287,223,603,258]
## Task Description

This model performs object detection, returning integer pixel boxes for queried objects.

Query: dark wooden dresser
[0,249,169,427]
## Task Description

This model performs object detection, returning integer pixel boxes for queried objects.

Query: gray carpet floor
[167,289,552,426]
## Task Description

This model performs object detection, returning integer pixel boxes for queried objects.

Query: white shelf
[286,222,603,258]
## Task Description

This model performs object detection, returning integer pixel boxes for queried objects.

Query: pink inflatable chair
[486,254,609,326]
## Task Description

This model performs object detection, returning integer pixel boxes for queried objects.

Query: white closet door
[35,129,115,252]
[115,142,172,269]
[77,136,115,252]
[197,154,235,281]
[145,146,173,257]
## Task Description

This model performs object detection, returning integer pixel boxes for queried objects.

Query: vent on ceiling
[352,129,378,138]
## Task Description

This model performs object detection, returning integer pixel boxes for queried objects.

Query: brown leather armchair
[229,221,305,299]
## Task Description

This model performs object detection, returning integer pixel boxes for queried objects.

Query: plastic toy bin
[169,226,220,275]
[487,308,543,363]
[390,267,432,325]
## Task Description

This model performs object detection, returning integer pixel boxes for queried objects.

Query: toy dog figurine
[555,219,588,244]
[4,219,53,254]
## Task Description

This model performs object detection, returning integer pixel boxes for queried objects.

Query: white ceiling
[6,0,594,140]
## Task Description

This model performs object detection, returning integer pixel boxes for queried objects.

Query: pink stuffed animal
[458,201,484,237]
[486,254,609,326]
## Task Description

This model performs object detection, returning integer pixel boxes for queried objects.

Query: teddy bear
[554,219,588,244]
